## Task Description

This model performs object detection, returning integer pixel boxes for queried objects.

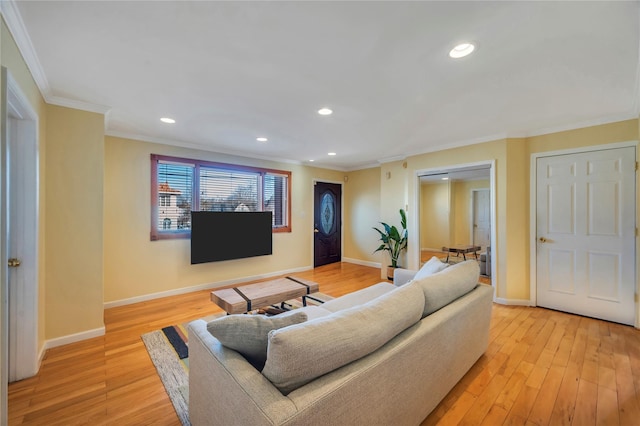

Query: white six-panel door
[472,189,491,251]
[536,147,636,325]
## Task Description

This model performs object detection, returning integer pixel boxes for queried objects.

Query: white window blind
[200,168,258,212]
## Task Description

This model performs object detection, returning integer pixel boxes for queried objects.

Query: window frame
[150,154,292,240]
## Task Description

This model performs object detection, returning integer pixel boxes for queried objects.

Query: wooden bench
[441,245,481,262]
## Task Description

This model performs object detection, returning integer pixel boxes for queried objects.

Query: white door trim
[0,66,9,426]
[529,140,639,328]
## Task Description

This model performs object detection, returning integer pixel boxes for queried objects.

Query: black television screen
[191,211,273,264]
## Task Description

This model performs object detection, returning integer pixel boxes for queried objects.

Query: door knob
[314,229,319,233]
[8,258,21,267]
[539,237,548,243]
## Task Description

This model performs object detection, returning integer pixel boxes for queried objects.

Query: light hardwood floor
[8,262,640,425]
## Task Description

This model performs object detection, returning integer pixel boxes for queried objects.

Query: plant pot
[386,265,396,281]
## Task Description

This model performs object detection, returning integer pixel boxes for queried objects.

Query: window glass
[157,162,193,231]
[200,168,258,212]
[150,154,291,240]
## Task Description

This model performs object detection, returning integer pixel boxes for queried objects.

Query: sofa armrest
[393,268,418,287]
[188,319,297,426]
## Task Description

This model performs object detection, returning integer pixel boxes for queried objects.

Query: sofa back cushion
[414,260,480,317]
[262,282,424,394]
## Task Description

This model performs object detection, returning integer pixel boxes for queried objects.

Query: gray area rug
[141,293,333,425]
[142,329,193,426]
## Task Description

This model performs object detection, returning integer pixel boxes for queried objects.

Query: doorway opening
[416,162,495,284]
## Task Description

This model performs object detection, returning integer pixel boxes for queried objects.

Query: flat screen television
[190,211,273,264]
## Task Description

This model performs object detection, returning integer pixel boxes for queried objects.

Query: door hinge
[635,293,639,303]
[636,161,638,171]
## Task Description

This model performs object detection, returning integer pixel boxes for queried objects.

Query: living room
[1,1,640,425]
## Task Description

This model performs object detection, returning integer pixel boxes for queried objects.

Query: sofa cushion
[413,260,480,317]
[207,310,307,370]
[320,282,395,312]
[413,256,449,280]
[262,282,424,394]
[296,305,333,321]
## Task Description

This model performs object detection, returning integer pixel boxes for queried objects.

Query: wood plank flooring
[8,262,640,425]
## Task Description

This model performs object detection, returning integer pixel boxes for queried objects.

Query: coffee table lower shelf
[211,276,320,315]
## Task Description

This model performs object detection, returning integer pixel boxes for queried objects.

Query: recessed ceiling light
[318,108,333,116]
[256,137,268,142]
[309,159,315,162]
[442,177,449,180]
[160,117,176,124]
[449,43,475,59]
[328,152,336,156]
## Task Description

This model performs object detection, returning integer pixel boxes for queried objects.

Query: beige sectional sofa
[188,260,493,425]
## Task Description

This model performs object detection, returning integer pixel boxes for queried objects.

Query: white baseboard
[44,326,106,350]
[494,297,532,306]
[37,343,46,367]
[103,266,314,309]
[342,257,381,268]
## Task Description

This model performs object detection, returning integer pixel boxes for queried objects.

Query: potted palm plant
[373,208,408,280]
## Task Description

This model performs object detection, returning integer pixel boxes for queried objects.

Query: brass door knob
[539,237,548,243]
[8,258,21,267]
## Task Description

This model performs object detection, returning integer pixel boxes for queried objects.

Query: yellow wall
[103,136,345,303]
[378,161,409,272]
[1,19,48,348]
[407,139,510,297]
[343,167,380,264]
[527,120,637,154]
[419,181,450,250]
[451,179,490,246]
[45,105,104,338]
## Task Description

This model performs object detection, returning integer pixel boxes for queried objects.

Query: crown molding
[376,155,406,164]
[345,162,382,172]
[404,132,510,161]
[47,95,111,115]
[524,113,638,137]
[0,1,112,116]
[105,130,357,171]
[0,0,51,98]
[398,112,638,163]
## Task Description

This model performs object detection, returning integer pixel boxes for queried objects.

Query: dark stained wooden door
[314,182,341,267]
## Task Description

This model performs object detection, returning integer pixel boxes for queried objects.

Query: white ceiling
[5,1,639,170]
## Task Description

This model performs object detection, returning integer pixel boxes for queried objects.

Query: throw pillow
[262,282,424,394]
[413,256,449,280]
[206,310,307,370]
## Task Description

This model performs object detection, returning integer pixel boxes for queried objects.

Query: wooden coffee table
[210,276,320,314]
[441,245,481,262]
